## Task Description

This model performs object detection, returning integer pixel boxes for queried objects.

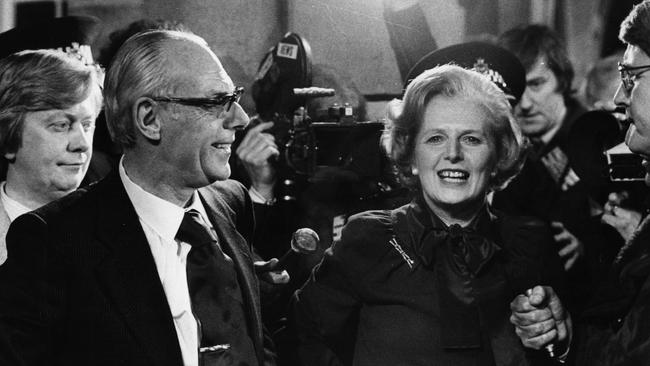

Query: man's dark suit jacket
[574,215,650,365]
[0,171,272,366]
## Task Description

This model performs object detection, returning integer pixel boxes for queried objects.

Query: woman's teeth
[438,170,469,179]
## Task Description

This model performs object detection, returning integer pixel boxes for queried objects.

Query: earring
[411,167,419,175]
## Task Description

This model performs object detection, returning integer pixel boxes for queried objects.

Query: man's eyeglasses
[152,86,244,113]
[618,63,650,94]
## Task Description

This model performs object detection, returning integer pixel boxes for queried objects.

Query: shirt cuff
[249,186,276,206]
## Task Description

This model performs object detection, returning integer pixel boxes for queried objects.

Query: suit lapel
[198,187,265,362]
[616,215,650,280]
[93,172,184,366]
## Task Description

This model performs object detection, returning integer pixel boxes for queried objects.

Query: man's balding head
[103,30,229,150]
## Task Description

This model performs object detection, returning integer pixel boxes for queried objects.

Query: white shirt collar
[0,181,33,222]
[118,157,211,242]
[539,119,563,146]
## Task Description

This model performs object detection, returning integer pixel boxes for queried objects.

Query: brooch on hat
[56,42,95,66]
[472,58,513,100]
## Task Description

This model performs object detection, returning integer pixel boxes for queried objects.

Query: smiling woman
[293,65,566,366]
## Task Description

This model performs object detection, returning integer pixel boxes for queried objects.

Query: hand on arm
[551,221,584,271]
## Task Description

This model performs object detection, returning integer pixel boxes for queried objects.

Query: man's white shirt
[119,159,215,366]
[0,181,32,222]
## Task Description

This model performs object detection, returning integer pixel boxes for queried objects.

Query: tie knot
[176,209,217,246]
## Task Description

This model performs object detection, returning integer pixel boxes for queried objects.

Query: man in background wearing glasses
[511,2,650,364]
[0,29,276,366]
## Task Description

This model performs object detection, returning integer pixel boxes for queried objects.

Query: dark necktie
[175,209,225,347]
[176,210,258,366]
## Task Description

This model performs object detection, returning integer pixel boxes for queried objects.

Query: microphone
[275,228,320,270]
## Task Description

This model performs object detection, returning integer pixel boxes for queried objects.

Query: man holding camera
[511,2,650,364]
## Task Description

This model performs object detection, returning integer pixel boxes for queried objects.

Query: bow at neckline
[413,201,501,276]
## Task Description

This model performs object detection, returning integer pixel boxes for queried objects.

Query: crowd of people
[0,1,649,366]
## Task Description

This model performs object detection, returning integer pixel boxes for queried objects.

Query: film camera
[606,142,645,182]
[250,33,392,201]
[566,110,646,209]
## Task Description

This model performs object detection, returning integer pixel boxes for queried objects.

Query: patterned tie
[175,209,225,348]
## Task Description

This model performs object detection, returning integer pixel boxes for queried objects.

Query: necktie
[176,210,258,366]
[175,209,225,347]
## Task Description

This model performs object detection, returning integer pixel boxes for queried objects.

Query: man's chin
[54,177,84,194]
[518,119,546,137]
[206,167,231,185]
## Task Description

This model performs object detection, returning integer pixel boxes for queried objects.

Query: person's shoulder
[200,179,248,207]
[199,179,253,236]
[8,181,102,247]
[31,184,96,223]
[332,209,393,257]
[342,210,392,241]
[26,172,128,230]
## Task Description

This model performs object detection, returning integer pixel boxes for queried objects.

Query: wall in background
[1,0,619,119]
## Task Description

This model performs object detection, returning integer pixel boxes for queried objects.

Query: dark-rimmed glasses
[152,86,244,113]
[618,62,650,94]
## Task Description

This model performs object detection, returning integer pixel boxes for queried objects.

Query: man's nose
[68,124,92,153]
[517,89,533,113]
[223,102,250,131]
[613,82,629,109]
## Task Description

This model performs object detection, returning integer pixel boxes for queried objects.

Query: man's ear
[133,97,161,141]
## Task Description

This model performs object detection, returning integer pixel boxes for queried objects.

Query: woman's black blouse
[293,197,564,366]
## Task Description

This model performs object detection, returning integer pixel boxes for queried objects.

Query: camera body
[606,142,645,182]
[250,33,395,202]
[261,101,385,180]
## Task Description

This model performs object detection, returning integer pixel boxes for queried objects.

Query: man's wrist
[554,343,570,364]
[249,186,276,205]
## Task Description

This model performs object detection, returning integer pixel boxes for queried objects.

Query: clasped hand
[510,285,572,357]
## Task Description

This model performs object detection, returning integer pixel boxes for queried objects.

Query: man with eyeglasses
[510,2,650,364]
[0,29,276,366]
